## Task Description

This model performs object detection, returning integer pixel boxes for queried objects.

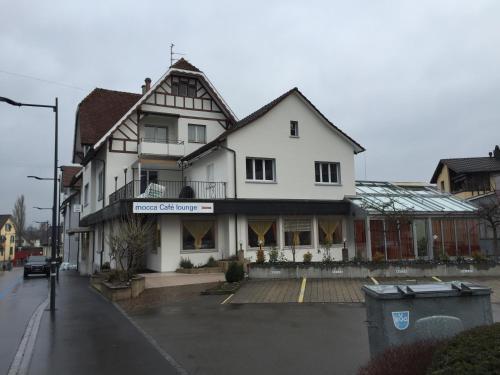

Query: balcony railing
[109,180,226,204]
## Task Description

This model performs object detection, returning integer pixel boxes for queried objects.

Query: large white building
[71,59,365,274]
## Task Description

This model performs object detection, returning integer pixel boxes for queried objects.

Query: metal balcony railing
[109,180,226,204]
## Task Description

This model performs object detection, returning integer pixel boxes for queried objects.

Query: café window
[284,218,312,247]
[248,219,277,248]
[318,217,343,245]
[182,221,216,250]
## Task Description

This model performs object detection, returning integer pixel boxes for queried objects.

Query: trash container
[362,281,493,358]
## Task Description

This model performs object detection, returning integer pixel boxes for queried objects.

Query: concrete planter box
[248,262,500,279]
[95,275,146,301]
[218,260,249,273]
[176,267,222,274]
[130,276,146,298]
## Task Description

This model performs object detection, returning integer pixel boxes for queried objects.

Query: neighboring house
[60,165,82,267]
[0,215,16,265]
[71,58,365,274]
[350,181,480,260]
[430,145,500,199]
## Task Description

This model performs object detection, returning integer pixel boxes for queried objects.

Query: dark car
[24,255,50,278]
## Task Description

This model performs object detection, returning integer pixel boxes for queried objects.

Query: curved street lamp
[2,96,58,312]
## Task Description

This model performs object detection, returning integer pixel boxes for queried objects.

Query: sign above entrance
[133,202,214,214]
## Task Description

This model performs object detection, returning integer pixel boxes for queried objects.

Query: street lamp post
[2,96,58,312]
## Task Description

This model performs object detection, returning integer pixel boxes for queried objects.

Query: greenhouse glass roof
[351,181,478,214]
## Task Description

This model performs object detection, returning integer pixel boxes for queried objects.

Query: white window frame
[144,125,169,143]
[283,217,314,249]
[188,124,206,144]
[290,120,299,137]
[84,183,89,207]
[315,161,341,184]
[97,170,104,201]
[246,157,276,183]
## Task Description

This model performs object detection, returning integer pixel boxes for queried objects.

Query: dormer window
[290,121,299,137]
[171,76,197,98]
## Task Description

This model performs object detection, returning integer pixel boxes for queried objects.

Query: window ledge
[245,180,277,184]
[315,183,342,186]
[181,249,218,254]
[289,135,300,138]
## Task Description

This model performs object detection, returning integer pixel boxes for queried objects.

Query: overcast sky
[1,0,499,226]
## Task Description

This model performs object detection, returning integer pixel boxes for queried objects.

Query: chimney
[494,145,500,160]
[141,84,146,95]
[145,77,151,92]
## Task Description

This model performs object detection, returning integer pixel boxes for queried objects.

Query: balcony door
[144,125,168,143]
[141,170,159,194]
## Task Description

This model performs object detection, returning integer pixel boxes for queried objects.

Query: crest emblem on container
[392,311,410,330]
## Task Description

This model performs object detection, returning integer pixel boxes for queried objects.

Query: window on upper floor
[290,121,299,137]
[188,124,206,144]
[315,162,340,184]
[440,181,445,191]
[144,125,168,143]
[97,170,104,201]
[5,224,11,232]
[171,76,197,98]
[10,235,14,243]
[246,158,275,182]
[84,183,89,206]
[206,163,214,182]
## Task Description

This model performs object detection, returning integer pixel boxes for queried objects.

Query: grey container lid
[362,281,492,299]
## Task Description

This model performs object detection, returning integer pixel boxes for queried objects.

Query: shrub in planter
[428,323,500,375]
[303,252,312,264]
[101,261,111,271]
[471,250,487,263]
[205,256,218,268]
[225,262,244,283]
[372,252,385,263]
[358,340,440,375]
[179,257,193,269]
[256,248,265,264]
[268,247,279,263]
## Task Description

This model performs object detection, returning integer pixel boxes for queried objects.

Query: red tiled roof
[78,88,141,145]
[171,58,201,72]
[60,166,82,188]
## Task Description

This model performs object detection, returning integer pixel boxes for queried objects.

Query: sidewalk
[28,271,182,375]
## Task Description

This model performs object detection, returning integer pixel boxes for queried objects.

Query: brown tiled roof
[430,157,500,183]
[60,166,82,188]
[0,215,11,229]
[171,58,201,72]
[181,87,365,161]
[78,88,141,145]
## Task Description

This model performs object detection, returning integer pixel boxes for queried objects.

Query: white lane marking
[8,295,49,375]
[432,276,442,282]
[221,294,234,305]
[370,276,379,285]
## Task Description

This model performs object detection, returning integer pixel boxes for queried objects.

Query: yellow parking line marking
[298,277,307,303]
[221,294,234,305]
[432,276,442,282]
[370,276,379,285]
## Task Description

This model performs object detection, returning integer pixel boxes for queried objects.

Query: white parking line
[369,276,379,285]
[221,294,234,305]
[8,295,49,375]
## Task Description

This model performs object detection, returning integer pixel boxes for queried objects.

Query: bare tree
[476,191,500,257]
[12,195,26,248]
[107,214,154,281]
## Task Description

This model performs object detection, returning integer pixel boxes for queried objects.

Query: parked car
[24,256,50,278]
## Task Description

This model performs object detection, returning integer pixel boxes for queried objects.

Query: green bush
[101,261,111,270]
[303,252,312,263]
[358,340,440,375]
[205,256,218,268]
[179,257,193,269]
[225,262,244,283]
[268,247,279,263]
[428,323,500,375]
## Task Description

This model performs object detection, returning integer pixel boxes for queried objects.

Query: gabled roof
[90,60,237,153]
[171,58,201,72]
[77,88,142,146]
[430,157,500,183]
[0,215,12,229]
[60,166,82,188]
[181,87,365,162]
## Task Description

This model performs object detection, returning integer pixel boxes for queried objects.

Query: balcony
[138,138,186,158]
[109,180,227,204]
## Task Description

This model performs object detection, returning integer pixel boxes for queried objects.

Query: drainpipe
[218,144,238,255]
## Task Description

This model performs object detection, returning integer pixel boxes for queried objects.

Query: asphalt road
[0,267,49,374]
[130,296,370,375]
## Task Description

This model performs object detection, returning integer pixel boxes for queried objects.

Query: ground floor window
[284,218,312,247]
[318,217,343,245]
[182,221,215,250]
[247,219,277,248]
